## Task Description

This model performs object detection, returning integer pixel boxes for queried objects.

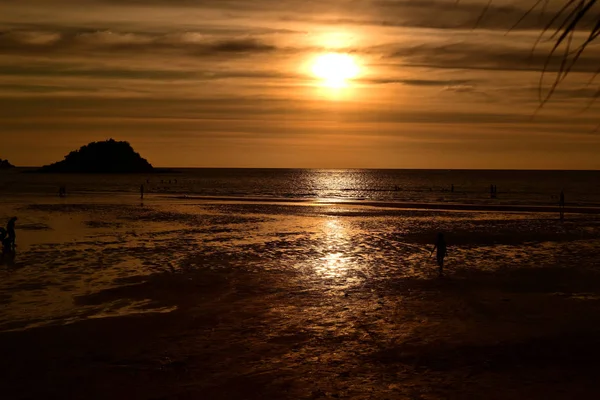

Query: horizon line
[9,166,600,172]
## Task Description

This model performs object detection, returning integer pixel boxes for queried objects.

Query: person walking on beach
[559,189,565,221]
[140,184,144,200]
[6,217,17,251]
[431,232,447,277]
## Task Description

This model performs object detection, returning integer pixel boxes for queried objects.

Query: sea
[1,168,600,207]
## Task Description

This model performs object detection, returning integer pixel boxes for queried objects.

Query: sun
[311,53,359,88]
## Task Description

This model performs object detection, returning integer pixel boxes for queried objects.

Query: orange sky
[1,0,600,168]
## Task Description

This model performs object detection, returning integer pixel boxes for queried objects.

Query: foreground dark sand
[2,199,600,399]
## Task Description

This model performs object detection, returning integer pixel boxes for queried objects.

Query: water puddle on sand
[86,300,178,320]
[553,293,600,301]
[3,301,178,332]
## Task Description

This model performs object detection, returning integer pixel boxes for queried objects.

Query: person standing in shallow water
[431,232,447,277]
[559,189,565,221]
[6,217,17,251]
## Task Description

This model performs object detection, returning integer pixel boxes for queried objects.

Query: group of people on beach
[1,217,17,254]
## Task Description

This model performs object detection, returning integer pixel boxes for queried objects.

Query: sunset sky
[2,0,600,169]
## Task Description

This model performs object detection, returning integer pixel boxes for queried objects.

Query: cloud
[347,0,600,31]
[0,29,279,56]
[5,0,599,32]
[0,64,196,80]
[2,93,595,126]
[203,38,276,53]
[388,42,600,73]
[252,0,599,31]
[0,63,291,82]
[366,78,474,86]
[0,83,96,94]
[444,83,477,93]
[0,30,62,45]
[74,31,154,46]
[542,86,600,100]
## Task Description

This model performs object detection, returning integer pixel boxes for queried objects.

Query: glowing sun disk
[312,53,359,88]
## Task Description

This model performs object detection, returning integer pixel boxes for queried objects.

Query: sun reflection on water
[309,169,366,200]
[316,218,352,278]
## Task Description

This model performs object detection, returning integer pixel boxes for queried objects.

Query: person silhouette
[6,217,17,251]
[431,232,448,277]
[140,184,144,200]
[559,189,565,221]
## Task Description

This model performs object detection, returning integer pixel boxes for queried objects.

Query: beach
[2,183,600,398]
[5,0,600,396]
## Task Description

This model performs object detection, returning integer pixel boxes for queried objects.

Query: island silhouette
[38,139,154,173]
[0,159,14,169]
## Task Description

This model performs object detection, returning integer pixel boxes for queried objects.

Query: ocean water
[2,168,600,206]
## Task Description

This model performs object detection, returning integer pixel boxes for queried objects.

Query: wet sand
[1,197,600,399]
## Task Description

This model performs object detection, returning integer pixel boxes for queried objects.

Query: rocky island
[38,139,154,173]
[0,158,15,169]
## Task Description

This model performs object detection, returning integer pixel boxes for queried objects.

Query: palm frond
[459,0,600,106]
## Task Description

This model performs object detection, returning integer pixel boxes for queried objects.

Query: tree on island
[0,158,15,169]
[39,139,154,173]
